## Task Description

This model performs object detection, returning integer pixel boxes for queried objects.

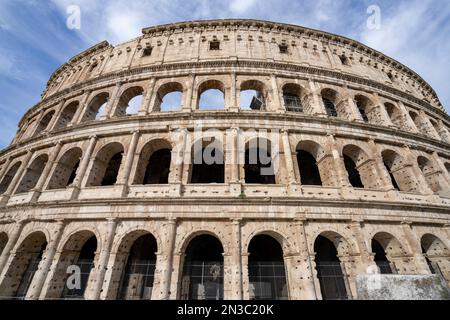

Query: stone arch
[197,79,225,110]
[54,101,79,130]
[385,102,405,128]
[176,229,229,256]
[85,142,124,187]
[107,230,159,300]
[417,155,446,194]
[313,231,351,300]
[33,110,55,137]
[239,80,268,111]
[0,232,7,256]
[81,92,109,122]
[421,234,450,279]
[178,232,225,300]
[47,147,83,190]
[320,88,339,117]
[409,110,428,135]
[16,154,49,194]
[282,83,308,113]
[295,140,328,186]
[0,161,21,195]
[247,234,289,300]
[189,137,224,184]
[114,86,144,117]
[354,95,374,123]
[381,149,417,192]
[244,137,276,184]
[0,231,47,298]
[153,82,184,112]
[371,232,409,274]
[342,144,378,189]
[133,139,173,185]
[45,229,99,299]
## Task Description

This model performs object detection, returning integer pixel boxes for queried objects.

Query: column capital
[89,134,98,140]
[230,218,242,225]
[166,217,178,224]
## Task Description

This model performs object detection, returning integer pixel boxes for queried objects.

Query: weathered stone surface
[356,274,450,300]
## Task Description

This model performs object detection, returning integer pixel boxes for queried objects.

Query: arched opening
[115,87,144,117]
[198,80,225,110]
[0,162,21,195]
[244,138,275,184]
[16,154,48,194]
[0,232,7,256]
[385,103,404,128]
[314,235,348,300]
[381,150,416,192]
[240,80,266,111]
[61,234,97,299]
[55,101,79,130]
[248,235,288,300]
[343,154,363,188]
[155,82,183,112]
[321,89,339,117]
[190,138,224,184]
[354,95,372,123]
[47,148,82,190]
[180,234,224,300]
[282,83,305,113]
[81,92,109,122]
[445,163,450,175]
[371,239,394,274]
[417,156,443,193]
[421,234,450,277]
[134,140,172,185]
[117,233,158,300]
[86,143,124,187]
[297,150,322,186]
[0,232,47,299]
[371,232,407,275]
[33,111,55,137]
[429,119,441,138]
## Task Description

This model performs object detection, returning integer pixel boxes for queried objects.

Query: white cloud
[229,0,257,14]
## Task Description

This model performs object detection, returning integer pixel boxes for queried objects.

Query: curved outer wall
[0,19,449,300]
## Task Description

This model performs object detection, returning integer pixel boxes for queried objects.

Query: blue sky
[0,0,449,149]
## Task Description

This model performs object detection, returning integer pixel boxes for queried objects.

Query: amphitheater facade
[0,19,449,300]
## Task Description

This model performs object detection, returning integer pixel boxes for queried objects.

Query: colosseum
[0,19,449,301]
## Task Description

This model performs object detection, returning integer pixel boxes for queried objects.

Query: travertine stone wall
[0,19,449,300]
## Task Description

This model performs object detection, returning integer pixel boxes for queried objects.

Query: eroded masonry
[0,19,449,300]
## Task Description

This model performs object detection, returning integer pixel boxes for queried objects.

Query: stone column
[0,220,26,277]
[270,75,283,113]
[226,128,241,196]
[372,93,393,126]
[406,146,435,196]
[91,218,118,299]
[281,130,297,185]
[169,252,184,300]
[419,110,441,140]
[224,219,242,300]
[71,135,97,199]
[119,131,140,197]
[102,83,121,120]
[367,140,396,191]
[432,152,450,183]
[29,110,45,138]
[400,221,431,274]
[397,101,419,133]
[327,135,351,188]
[307,81,327,116]
[0,157,12,183]
[341,89,363,122]
[153,218,177,300]
[288,218,317,300]
[169,128,188,196]
[349,220,378,272]
[184,74,195,112]
[229,73,238,112]
[140,78,156,115]
[241,252,250,300]
[72,90,92,125]
[47,100,66,132]
[0,150,33,205]
[26,219,65,299]
[30,142,63,202]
